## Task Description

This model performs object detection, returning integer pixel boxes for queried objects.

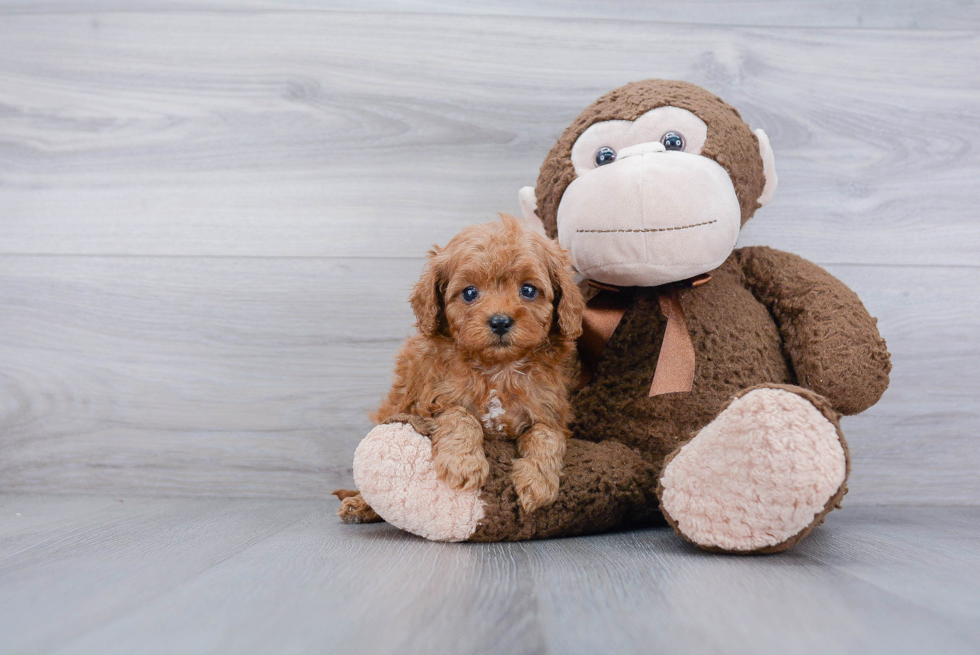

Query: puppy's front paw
[512,457,560,513]
[335,492,383,524]
[433,447,490,492]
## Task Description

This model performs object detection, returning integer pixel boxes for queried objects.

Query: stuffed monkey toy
[349,80,891,553]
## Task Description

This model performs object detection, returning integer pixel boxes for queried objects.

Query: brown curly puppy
[337,214,584,521]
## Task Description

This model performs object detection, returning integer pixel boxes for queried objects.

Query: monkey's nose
[489,314,514,336]
[618,141,667,158]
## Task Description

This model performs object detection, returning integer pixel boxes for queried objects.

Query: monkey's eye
[520,283,538,300]
[661,132,685,151]
[461,286,479,303]
[594,146,617,167]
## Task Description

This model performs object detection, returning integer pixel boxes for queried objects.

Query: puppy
[337,214,584,522]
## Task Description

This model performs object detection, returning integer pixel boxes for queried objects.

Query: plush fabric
[568,106,709,173]
[349,80,891,553]
[754,128,778,206]
[469,435,661,542]
[556,148,742,287]
[536,79,767,238]
[658,387,848,552]
[354,423,484,542]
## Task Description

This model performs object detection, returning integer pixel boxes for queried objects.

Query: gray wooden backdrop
[1,1,978,505]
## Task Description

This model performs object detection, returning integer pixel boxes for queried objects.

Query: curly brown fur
[373,214,584,513]
[332,489,383,524]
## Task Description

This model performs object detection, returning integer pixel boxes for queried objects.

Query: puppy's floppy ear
[544,242,584,341]
[410,247,445,336]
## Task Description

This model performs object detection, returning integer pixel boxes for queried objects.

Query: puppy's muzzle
[489,314,514,336]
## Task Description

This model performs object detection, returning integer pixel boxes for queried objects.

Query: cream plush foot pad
[659,388,847,552]
[353,423,485,542]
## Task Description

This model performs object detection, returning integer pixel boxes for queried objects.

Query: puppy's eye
[594,146,616,167]
[461,286,479,303]
[661,132,684,151]
[520,284,538,300]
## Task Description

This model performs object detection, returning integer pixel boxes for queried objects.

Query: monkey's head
[519,80,777,288]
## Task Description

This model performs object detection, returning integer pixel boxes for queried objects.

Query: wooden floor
[0,497,978,655]
[1,1,979,653]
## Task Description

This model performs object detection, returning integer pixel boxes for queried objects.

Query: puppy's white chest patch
[481,390,507,434]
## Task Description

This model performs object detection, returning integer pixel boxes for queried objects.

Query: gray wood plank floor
[1,496,978,655]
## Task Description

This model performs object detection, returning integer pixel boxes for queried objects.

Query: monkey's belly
[570,272,793,463]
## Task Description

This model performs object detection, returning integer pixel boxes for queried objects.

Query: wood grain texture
[0,495,318,654]
[0,4,977,503]
[0,498,977,655]
[1,256,977,503]
[0,0,977,29]
[1,13,978,266]
[0,256,422,497]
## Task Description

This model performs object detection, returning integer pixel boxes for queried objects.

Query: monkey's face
[523,81,777,289]
[557,107,742,287]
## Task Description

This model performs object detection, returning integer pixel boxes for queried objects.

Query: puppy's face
[411,215,584,364]
[442,253,554,363]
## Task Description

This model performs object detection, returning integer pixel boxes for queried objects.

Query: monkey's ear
[754,128,778,207]
[518,186,548,237]
[409,249,444,336]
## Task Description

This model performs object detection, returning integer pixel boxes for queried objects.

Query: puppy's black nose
[489,314,514,336]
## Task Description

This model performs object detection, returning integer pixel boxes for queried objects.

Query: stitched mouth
[576,220,717,234]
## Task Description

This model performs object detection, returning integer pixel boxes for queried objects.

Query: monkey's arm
[737,246,891,415]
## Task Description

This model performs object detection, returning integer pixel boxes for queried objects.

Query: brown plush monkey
[349,80,891,553]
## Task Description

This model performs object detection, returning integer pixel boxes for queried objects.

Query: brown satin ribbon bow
[577,274,711,397]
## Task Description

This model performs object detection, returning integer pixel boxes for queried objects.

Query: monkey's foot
[352,423,485,542]
[658,386,849,554]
